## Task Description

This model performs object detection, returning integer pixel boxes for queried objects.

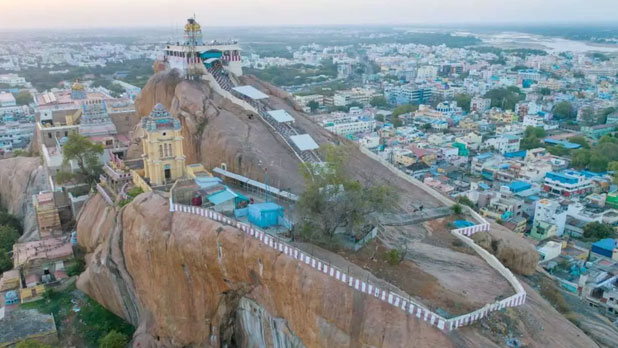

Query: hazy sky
[2,0,618,29]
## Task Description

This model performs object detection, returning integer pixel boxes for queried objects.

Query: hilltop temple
[161,17,243,77]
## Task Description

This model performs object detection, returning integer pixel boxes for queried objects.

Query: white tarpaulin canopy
[232,85,269,100]
[290,134,319,151]
[267,109,295,123]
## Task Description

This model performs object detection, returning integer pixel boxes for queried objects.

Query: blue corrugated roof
[505,150,527,158]
[478,182,490,190]
[475,153,493,160]
[509,180,532,192]
[593,238,617,251]
[250,202,281,211]
[208,189,237,205]
[543,138,581,149]
[195,176,222,189]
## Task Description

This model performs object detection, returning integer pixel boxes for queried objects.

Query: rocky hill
[76,192,597,348]
[0,156,49,241]
[131,70,442,212]
[68,70,597,347]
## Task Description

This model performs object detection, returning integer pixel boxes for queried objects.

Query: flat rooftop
[267,109,295,123]
[232,86,269,100]
[290,134,319,151]
[0,309,57,345]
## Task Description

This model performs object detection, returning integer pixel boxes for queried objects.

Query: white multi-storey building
[333,88,378,107]
[322,116,376,136]
[533,198,568,237]
[485,134,521,154]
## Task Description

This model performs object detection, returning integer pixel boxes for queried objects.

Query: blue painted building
[248,202,284,228]
[591,238,618,260]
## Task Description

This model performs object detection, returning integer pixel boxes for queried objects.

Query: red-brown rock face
[77,193,598,348]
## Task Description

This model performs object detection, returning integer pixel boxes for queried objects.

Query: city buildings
[333,88,379,106]
[0,92,16,107]
[384,84,433,105]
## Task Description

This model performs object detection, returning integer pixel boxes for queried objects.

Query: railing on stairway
[206,68,322,164]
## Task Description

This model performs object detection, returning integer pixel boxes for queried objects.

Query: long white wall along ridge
[168,192,526,332]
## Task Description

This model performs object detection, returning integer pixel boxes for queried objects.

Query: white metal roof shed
[290,134,319,151]
[232,85,269,100]
[267,109,295,123]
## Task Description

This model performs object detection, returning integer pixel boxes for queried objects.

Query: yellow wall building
[141,104,186,186]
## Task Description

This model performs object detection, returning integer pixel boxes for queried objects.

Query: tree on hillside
[552,101,575,120]
[14,91,33,105]
[99,331,129,348]
[0,225,19,252]
[56,133,104,186]
[297,145,398,241]
[0,209,22,233]
[370,96,388,108]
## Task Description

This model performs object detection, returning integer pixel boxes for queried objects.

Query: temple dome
[185,19,201,32]
[72,80,84,91]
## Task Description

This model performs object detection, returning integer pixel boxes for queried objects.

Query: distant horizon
[2,21,618,33]
[2,0,618,31]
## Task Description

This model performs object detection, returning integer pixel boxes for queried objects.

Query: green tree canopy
[14,90,33,105]
[58,133,104,186]
[369,96,388,108]
[306,100,319,112]
[520,126,546,150]
[99,330,129,348]
[567,136,590,149]
[0,225,19,252]
[571,149,591,169]
[454,94,472,113]
[0,209,22,233]
[583,222,615,241]
[392,104,417,117]
[552,101,575,120]
[297,145,398,241]
[483,87,524,111]
[524,126,546,139]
